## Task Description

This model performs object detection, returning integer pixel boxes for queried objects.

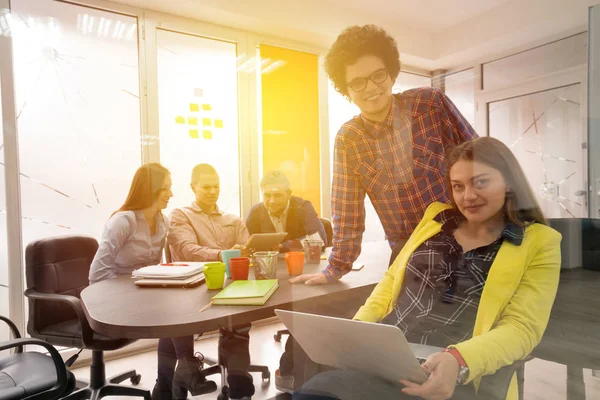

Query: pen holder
[252,251,279,280]
[303,239,323,264]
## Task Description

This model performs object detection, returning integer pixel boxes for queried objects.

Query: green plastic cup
[203,262,226,290]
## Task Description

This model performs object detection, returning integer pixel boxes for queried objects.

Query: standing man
[246,171,327,252]
[291,24,477,286]
[280,24,477,393]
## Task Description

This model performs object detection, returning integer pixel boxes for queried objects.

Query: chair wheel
[130,374,141,385]
[262,370,271,381]
[217,385,229,400]
[274,333,282,342]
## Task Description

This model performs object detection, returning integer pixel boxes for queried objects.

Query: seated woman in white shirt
[89,163,172,283]
[89,164,216,400]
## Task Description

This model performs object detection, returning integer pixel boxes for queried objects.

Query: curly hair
[324,25,401,97]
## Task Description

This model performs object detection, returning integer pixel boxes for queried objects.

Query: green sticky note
[202,104,212,111]
[203,130,212,139]
[189,129,199,138]
[190,103,199,112]
[175,116,185,124]
[214,119,223,128]
[188,117,198,126]
[202,118,212,127]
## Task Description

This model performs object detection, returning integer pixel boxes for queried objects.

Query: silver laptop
[275,309,427,384]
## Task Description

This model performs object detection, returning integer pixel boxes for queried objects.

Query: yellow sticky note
[188,117,198,126]
[202,118,212,127]
[189,129,199,138]
[214,119,223,128]
[203,130,212,139]
[190,103,199,112]
[175,116,185,124]
[202,104,212,111]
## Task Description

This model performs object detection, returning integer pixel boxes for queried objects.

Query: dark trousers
[158,336,195,360]
[156,324,255,398]
[156,336,194,386]
[293,370,478,400]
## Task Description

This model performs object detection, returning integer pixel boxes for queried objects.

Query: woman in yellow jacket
[294,137,561,400]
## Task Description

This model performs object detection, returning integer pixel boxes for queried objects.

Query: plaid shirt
[326,87,478,280]
[381,209,525,347]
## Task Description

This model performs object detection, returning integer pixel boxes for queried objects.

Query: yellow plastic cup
[203,262,226,290]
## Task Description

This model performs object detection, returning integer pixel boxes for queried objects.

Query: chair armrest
[0,337,69,400]
[409,343,528,400]
[477,358,527,400]
[24,288,94,346]
[0,315,23,353]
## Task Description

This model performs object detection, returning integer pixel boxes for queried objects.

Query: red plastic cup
[229,257,250,281]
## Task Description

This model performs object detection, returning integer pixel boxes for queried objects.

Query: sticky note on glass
[194,88,203,97]
[188,117,198,126]
[202,118,212,127]
[203,130,212,139]
[190,103,199,112]
[214,119,223,128]
[202,104,212,111]
[175,116,185,124]
[189,129,199,138]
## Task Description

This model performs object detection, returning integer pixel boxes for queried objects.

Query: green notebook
[212,279,279,306]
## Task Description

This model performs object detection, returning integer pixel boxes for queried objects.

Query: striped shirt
[381,209,525,347]
[326,87,478,280]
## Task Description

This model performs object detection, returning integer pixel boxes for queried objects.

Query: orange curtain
[260,44,321,213]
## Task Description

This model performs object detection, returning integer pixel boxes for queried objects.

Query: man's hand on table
[289,272,330,285]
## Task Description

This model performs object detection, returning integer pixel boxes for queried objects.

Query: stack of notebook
[133,263,206,287]
[212,279,279,306]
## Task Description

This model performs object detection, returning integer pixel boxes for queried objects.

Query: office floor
[71,319,600,400]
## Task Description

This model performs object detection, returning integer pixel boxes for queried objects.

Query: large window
[10,0,142,275]
[445,68,475,126]
[483,33,587,91]
[157,29,240,216]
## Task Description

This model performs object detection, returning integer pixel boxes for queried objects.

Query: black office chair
[319,218,333,247]
[0,314,75,400]
[24,235,150,400]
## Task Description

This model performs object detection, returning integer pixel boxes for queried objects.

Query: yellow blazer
[354,202,561,400]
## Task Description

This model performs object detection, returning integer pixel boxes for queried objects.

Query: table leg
[566,365,586,400]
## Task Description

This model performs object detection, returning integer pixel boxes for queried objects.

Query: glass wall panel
[157,29,240,216]
[445,68,475,126]
[0,62,9,347]
[10,0,142,280]
[484,33,587,91]
[489,84,586,218]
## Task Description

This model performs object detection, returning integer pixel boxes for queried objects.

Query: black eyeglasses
[347,69,389,92]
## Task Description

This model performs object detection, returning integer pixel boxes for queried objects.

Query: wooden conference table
[81,241,392,339]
